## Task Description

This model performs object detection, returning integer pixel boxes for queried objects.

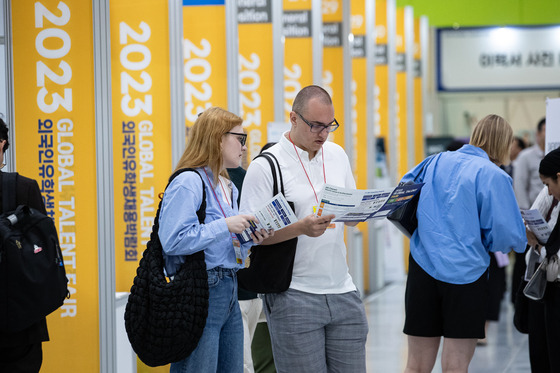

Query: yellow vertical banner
[183,0,228,135]
[322,0,344,147]
[283,0,313,120]
[413,18,425,163]
[374,0,388,147]
[350,0,370,291]
[110,0,172,294]
[350,1,366,188]
[12,0,99,371]
[396,8,407,179]
[238,0,274,160]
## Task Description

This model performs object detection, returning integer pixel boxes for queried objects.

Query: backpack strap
[2,172,18,213]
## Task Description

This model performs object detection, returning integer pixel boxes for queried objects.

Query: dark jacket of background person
[0,171,49,370]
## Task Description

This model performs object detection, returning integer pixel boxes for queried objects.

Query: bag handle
[2,172,18,213]
[153,168,207,241]
[167,168,206,224]
[256,152,285,197]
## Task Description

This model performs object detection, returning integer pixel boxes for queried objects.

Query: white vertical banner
[546,97,560,154]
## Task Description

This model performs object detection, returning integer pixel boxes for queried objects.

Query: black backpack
[0,172,69,332]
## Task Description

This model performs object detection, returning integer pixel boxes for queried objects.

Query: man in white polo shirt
[240,85,368,373]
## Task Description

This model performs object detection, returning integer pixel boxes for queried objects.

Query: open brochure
[316,183,424,222]
[520,209,552,245]
[237,193,298,244]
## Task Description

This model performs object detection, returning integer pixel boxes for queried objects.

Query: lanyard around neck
[218,177,232,207]
[203,168,228,218]
[288,132,326,204]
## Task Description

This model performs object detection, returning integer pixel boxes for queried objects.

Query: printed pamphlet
[316,183,424,223]
[237,193,298,244]
[520,209,552,245]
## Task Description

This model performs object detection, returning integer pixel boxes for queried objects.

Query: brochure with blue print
[236,193,298,244]
[316,183,424,222]
[520,209,552,245]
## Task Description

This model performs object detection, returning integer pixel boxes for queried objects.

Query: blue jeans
[170,267,243,373]
[263,289,368,373]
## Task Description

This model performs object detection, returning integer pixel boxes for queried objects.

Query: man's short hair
[537,117,546,133]
[514,136,526,150]
[292,85,332,115]
[0,118,9,153]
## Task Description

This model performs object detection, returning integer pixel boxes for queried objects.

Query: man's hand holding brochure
[315,183,424,222]
[237,193,298,244]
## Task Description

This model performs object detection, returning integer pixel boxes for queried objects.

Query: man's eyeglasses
[295,112,339,133]
[226,132,247,147]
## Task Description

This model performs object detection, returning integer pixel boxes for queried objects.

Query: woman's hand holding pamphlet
[236,193,298,244]
[520,209,552,246]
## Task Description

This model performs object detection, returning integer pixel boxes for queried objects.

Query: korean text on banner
[183,0,228,138]
[12,0,99,370]
[110,0,172,292]
[322,0,344,147]
[238,0,274,161]
[283,0,313,121]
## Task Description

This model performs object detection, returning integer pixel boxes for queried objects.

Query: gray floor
[364,281,531,372]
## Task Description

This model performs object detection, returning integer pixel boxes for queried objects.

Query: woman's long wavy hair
[173,107,243,184]
[470,114,513,166]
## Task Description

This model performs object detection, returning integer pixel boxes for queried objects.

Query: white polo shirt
[239,132,357,294]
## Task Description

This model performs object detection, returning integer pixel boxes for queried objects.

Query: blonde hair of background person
[175,106,243,184]
[469,114,513,166]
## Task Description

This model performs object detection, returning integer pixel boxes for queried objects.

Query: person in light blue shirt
[159,107,272,373]
[401,114,527,373]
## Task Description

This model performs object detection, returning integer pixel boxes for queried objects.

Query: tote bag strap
[153,168,207,233]
[411,153,439,184]
[255,152,285,197]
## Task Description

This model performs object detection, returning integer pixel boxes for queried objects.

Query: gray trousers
[263,288,368,373]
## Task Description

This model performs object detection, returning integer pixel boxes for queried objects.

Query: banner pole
[93,0,116,371]
[170,0,186,165]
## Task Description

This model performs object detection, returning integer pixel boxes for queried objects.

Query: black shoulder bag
[237,153,298,293]
[387,160,429,238]
[124,168,209,367]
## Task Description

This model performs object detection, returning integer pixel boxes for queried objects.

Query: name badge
[232,236,243,264]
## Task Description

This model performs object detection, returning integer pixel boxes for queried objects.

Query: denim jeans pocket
[207,271,220,288]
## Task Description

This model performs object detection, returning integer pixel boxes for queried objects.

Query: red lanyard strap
[218,178,232,207]
[203,168,228,218]
[288,132,325,204]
